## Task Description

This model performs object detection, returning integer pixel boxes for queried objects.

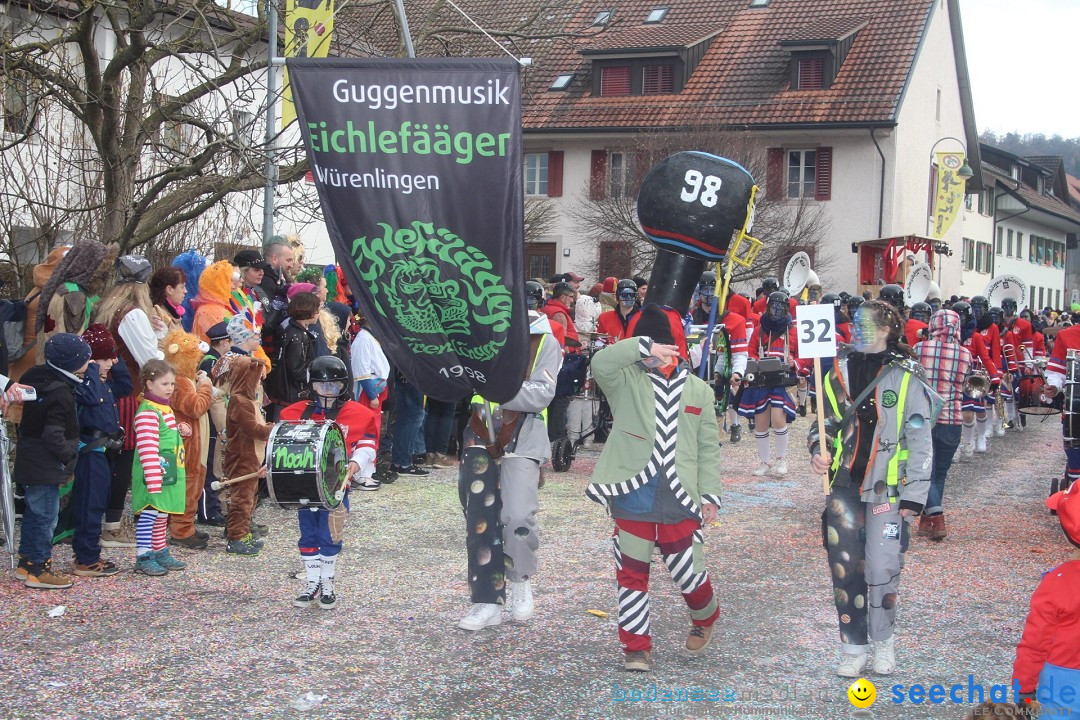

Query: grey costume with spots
[465,329,561,588]
[808,351,939,649]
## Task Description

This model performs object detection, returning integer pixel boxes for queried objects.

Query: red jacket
[980,323,1003,370]
[963,331,1000,380]
[1012,560,1080,694]
[542,300,579,351]
[904,318,928,347]
[836,321,852,345]
[1004,317,1035,370]
[748,322,809,373]
[626,307,689,360]
[279,400,380,463]
[595,308,639,344]
[1046,324,1080,380]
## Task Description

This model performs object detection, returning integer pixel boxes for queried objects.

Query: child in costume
[1011,480,1080,717]
[215,316,272,556]
[278,356,379,609]
[131,359,192,576]
[163,330,215,550]
[197,321,231,525]
[70,324,132,577]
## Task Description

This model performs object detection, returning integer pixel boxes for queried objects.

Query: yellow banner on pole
[931,151,966,239]
[281,0,336,128]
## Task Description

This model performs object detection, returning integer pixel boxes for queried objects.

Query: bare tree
[524,196,558,245]
[568,127,833,288]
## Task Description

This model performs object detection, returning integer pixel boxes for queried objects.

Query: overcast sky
[958,0,1080,138]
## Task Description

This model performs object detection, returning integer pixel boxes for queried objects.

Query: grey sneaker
[133,553,168,576]
[225,533,262,556]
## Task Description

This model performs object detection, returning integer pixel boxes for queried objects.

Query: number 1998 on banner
[795,304,838,359]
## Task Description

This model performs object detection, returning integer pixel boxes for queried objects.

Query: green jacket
[586,337,722,516]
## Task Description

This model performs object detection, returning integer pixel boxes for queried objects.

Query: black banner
[288,58,528,403]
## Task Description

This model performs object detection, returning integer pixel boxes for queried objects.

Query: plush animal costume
[191,261,235,345]
[171,251,207,333]
[163,330,215,542]
[216,353,272,542]
[35,239,117,360]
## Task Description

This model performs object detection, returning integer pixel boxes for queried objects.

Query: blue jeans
[391,382,427,467]
[424,399,456,455]
[72,451,112,565]
[19,484,60,564]
[926,423,962,515]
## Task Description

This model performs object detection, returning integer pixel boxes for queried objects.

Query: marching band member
[1042,322,1080,491]
[751,277,780,315]
[951,301,1000,459]
[878,284,925,347]
[740,291,806,477]
[972,295,1006,440]
[457,311,560,631]
[596,279,641,344]
[279,356,379,610]
[1002,297,1034,431]
[688,275,749,444]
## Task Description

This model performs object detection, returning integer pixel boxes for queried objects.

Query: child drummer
[277,356,379,610]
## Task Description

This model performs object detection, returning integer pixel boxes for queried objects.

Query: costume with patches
[587,329,723,655]
[131,392,186,556]
[808,346,938,655]
[163,330,215,541]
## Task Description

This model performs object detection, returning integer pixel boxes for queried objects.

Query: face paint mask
[852,307,884,352]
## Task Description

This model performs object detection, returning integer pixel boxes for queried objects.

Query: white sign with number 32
[795,304,837,359]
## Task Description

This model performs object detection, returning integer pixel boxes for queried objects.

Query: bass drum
[266,421,348,510]
[1017,376,1059,417]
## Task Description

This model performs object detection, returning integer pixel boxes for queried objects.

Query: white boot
[458,603,502,631]
[752,462,771,477]
[975,435,988,453]
[836,649,869,678]
[510,580,535,622]
[873,635,896,675]
[771,458,788,477]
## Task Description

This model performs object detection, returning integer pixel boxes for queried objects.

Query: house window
[1039,287,1045,309]
[2,69,39,135]
[644,7,669,23]
[975,241,992,274]
[593,9,614,26]
[600,66,631,97]
[787,150,817,198]
[524,153,548,196]
[965,194,974,211]
[750,0,769,7]
[996,227,1004,255]
[608,151,636,198]
[1057,290,1062,308]
[1007,229,1014,257]
[549,74,574,91]
[963,238,975,271]
[796,57,824,90]
[642,64,674,95]
[935,89,942,122]
[982,190,994,216]
[599,241,632,279]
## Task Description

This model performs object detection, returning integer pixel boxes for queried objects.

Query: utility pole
[262,0,279,249]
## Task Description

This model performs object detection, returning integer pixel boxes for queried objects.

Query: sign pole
[813,356,830,496]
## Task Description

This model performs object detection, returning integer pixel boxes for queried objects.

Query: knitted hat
[633,303,675,345]
[45,333,92,372]
[287,282,317,299]
[602,277,617,294]
[1047,480,1080,548]
[82,323,117,360]
[206,321,230,342]
[227,314,258,346]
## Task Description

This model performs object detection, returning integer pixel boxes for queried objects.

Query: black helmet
[525,280,545,310]
[698,270,717,292]
[879,284,905,310]
[766,291,790,321]
[970,295,988,319]
[910,301,932,324]
[988,306,1005,326]
[616,279,637,304]
[762,277,779,294]
[307,356,349,402]
[820,292,841,308]
[951,301,972,325]
[846,295,864,314]
[1002,298,1019,316]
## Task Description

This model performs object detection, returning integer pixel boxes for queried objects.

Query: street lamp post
[926,136,974,286]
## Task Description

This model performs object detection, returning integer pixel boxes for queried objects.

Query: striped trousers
[612,517,719,653]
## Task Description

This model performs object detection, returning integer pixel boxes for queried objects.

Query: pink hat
[287,282,317,299]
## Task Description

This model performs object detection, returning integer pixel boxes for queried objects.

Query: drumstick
[210,470,263,491]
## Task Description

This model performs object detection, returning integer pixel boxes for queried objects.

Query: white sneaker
[836,650,869,678]
[975,435,988,453]
[752,462,771,477]
[873,636,896,675]
[956,445,972,462]
[510,580,534,622]
[771,458,788,477]
[994,421,1006,437]
[457,603,502,631]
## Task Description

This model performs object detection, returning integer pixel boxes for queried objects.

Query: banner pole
[814,356,830,496]
[261,0,278,248]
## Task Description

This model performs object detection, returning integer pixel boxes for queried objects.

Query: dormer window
[599,66,631,96]
[549,74,574,91]
[593,10,614,26]
[797,56,824,90]
[645,7,669,23]
[642,64,674,94]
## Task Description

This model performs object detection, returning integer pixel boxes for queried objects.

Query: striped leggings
[136,509,169,554]
[612,517,719,653]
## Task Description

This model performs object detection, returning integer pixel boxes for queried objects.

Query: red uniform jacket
[904,318,928,347]
[963,331,1000,381]
[279,400,380,464]
[836,321,852,345]
[748,323,809,374]
[1046,324,1080,380]
[1011,560,1080,694]
[979,323,1003,370]
[595,308,639,344]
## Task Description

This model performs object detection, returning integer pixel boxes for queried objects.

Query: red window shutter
[600,66,631,97]
[590,150,607,200]
[547,151,563,197]
[798,58,824,90]
[642,64,674,95]
[766,148,784,200]
[814,147,832,201]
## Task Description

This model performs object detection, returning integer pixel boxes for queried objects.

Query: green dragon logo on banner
[351,221,512,361]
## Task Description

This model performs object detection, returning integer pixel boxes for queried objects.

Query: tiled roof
[1068,175,1080,209]
[986,166,1080,227]
[332,0,939,130]
[779,16,869,44]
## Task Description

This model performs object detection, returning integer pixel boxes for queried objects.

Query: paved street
[0,413,1068,720]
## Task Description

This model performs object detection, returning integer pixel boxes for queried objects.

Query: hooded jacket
[14,364,81,486]
[221,354,272,482]
[191,261,236,345]
[914,310,972,425]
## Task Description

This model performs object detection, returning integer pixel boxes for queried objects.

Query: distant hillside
[980,131,1080,177]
